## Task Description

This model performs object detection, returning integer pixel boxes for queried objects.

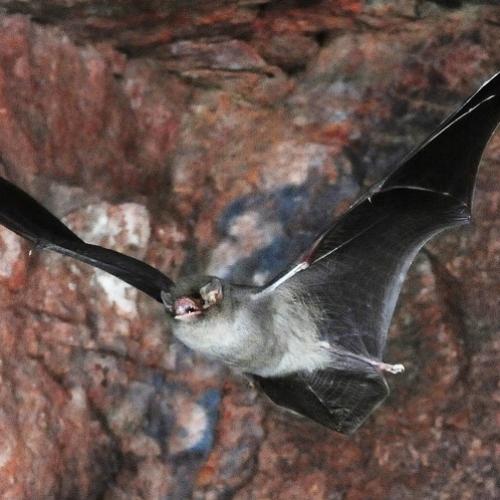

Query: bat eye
[200,278,223,307]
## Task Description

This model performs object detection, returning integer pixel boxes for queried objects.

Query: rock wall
[0,1,498,498]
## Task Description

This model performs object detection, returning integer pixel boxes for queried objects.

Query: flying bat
[0,72,499,434]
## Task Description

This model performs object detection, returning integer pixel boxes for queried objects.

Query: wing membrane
[0,176,174,302]
[291,190,467,358]
[254,366,389,433]
[263,74,500,360]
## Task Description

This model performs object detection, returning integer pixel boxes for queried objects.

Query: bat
[0,72,499,434]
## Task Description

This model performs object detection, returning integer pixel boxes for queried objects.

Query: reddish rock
[0,1,498,499]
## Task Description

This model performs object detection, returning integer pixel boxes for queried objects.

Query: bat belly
[252,292,332,377]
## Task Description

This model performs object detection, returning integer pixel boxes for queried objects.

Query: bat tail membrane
[382,73,500,210]
[0,176,174,302]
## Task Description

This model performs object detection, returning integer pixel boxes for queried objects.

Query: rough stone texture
[0,1,498,498]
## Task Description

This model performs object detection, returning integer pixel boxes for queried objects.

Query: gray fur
[169,277,331,377]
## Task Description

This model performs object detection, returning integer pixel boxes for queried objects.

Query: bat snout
[174,297,203,321]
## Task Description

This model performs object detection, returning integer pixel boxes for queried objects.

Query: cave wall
[0,1,498,498]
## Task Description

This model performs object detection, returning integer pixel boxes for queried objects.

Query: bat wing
[254,366,389,434]
[255,73,500,432]
[0,176,174,302]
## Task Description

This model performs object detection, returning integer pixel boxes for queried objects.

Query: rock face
[0,1,498,498]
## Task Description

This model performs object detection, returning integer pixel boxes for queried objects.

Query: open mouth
[174,297,202,320]
[175,309,202,320]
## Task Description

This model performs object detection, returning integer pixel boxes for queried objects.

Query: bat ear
[161,290,174,312]
[200,278,223,306]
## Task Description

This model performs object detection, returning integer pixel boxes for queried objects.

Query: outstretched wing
[0,176,174,302]
[256,73,500,433]
[264,72,500,360]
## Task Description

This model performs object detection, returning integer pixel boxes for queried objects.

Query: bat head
[161,276,225,322]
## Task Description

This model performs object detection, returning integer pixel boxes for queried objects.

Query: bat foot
[378,362,405,374]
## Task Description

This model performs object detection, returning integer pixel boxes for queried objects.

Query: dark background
[0,1,498,498]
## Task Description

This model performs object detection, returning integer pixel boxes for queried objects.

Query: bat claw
[378,362,405,374]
